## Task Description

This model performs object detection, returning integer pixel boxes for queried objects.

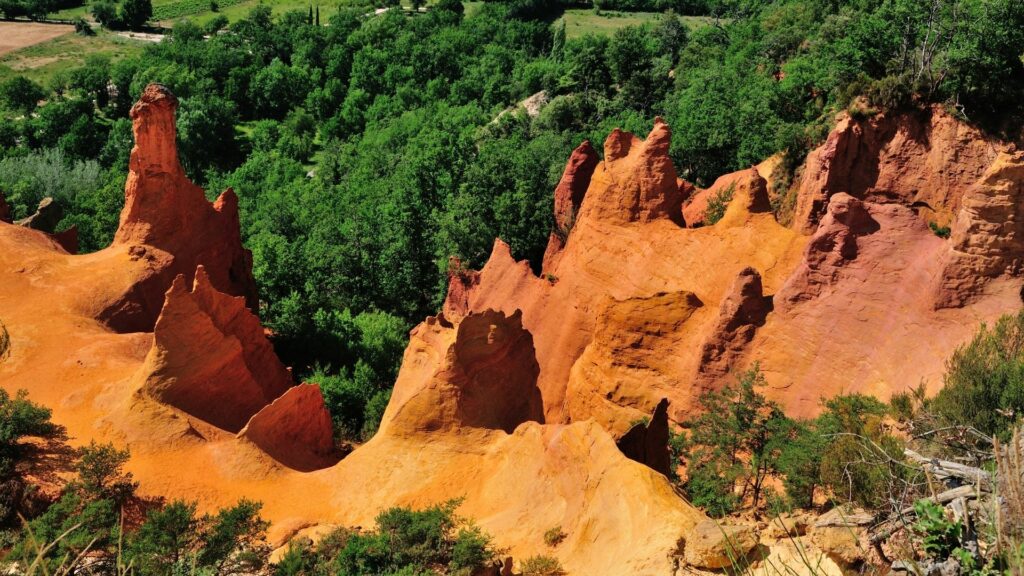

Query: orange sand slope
[2,85,1023,574]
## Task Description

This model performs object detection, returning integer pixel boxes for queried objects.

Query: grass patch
[0,29,147,85]
[554,9,715,39]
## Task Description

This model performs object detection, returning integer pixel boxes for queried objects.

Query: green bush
[704,183,734,225]
[932,311,1024,438]
[285,500,499,576]
[678,366,797,516]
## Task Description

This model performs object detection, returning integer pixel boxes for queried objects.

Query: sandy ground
[0,21,74,57]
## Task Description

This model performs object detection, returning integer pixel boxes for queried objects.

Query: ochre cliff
[2,84,1023,575]
[446,110,1024,422]
[0,85,709,576]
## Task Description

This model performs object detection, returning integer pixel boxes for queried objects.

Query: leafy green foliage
[914,499,964,559]
[678,366,798,516]
[0,77,45,115]
[932,311,1024,438]
[703,183,734,225]
[275,500,497,576]
[0,389,57,527]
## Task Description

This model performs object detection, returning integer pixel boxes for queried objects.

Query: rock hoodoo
[542,140,599,271]
[378,309,544,437]
[696,267,772,385]
[239,383,337,471]
[102,84,257,332]
[578,117,685,226]
[135,265,292,432]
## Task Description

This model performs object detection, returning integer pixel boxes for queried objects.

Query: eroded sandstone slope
[1,85,1022,574]
[0,85,708,575]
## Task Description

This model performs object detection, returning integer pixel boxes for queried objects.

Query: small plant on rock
[543,526,566,547]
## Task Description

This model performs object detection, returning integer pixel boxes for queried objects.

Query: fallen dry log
[904,448,992,491]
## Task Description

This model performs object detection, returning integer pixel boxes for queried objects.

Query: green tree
[680,366,796,516]
[90,0,121,28]
[0,77,45,115]
[119,0,152,30]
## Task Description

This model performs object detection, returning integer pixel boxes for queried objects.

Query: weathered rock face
[566,290,704,432]
[542,140,599,271]
[615,398,671,477]
[792,106,1002,233]
[935,151,1024,308]
[578,118,685,226]
[696,267,772,385]
[683,167,771,227]
[102,84,257,332]
[776,193,880,304]
[378,309,544,437]
[239,383,337,472]
[135,265,292,432]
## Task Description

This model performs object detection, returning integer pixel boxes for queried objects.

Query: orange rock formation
[239,383,337,472]
[135,265,293,432]
[0,85,709,575]
[1,84,1023,574]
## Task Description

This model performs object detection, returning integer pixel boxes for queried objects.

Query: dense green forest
[1,0,1023,440]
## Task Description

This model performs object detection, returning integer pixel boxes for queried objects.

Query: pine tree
[315,5,319,25]
[307,4,313,24]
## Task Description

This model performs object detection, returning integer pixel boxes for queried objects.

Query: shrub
[76,441,137,504]
[932,311,1024,438]
[704,183,734,225]
[521,555,566,576]
[328,500,497,575]
[543,525,566,547]
[929,221,951,238]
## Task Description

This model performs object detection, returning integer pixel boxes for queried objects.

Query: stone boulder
[683,519,758,569]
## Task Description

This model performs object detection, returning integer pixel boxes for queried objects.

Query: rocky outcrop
[136,265,292,432]
[615,398,671,477]
[776,194,879,304]
[542,141,599,271]
[239,383,337,472]
[935,151,1024,308]
[101,84,256,332]
[683,167,771,227]
[696,267,772,384]
[792,106,1001,233]
[378,309,544,438]
[578,118,685,226]
[14,197,77,253]
[566,290,704,431]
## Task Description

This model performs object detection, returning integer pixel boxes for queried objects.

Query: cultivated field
[0,29,147,84]
[0,21,75,57]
